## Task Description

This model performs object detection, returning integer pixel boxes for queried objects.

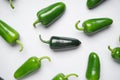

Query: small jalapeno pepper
[39,35,81,50]
[108,46,120,60]
[9,0,14,9]
[75,18,113,35]
[14,56,51,79]
[0,20,23,52]
[33,2,66,27]
[52,73,78,80]
[86,52,100,80]
[87,0,105,9]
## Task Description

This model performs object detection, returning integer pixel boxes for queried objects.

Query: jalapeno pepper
[87,0,105,9]
[86,52,100,80]
[0,20,23,52]
[108,46,120,60]
[39,35,81,50]
[33,2,66,27]
[52,73,78,80]
[9,0,14,9]
[75,18,113,35]
[14,56,51,79]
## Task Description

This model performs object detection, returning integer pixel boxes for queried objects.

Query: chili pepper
[52,73,78,80]
[87,0,105,9]
[9,0,14,9]
[75,18,113,35]
[14,56,51,79]
[108,46,120,60]
[86,52,100,80]
[33,2,66,27]
[39,35,81,50]
[0,20,23,52]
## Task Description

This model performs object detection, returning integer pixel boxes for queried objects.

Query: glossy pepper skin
[33,2,66,27]
[75,18,113,35]
[39,35,81,50]
[9,0,14,9]
[87,0,105,9]
[108,46,120,60]
[14,56,51,79]
[0,20,23,52]
[52,73,78,80]
[86,52,100,80]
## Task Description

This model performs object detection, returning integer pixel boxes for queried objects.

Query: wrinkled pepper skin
[108,46,120,60]
[87,0,105,9]
[14,56,51,79]
[33,2,66,27]
[86,52,100,80]
[75,18,113,34]
[0,20,23,52]
[52,73,78,80]
[39,35,81,50]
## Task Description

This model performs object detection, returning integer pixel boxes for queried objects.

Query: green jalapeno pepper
[52,73,78,80]
[33,2,66,27]
[0,20,23,52]
[87,0,105,9]
[75,18,113,35]
[9,0,14,9]
[86,52,100,80]
[108,46,120,60]
[14,56,51,79]
[39,35,81,50]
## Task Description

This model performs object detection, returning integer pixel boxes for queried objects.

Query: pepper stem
[119,36,120,42]
[16,40,23,52]
[39,35,50,44]
[108,45,113,53]
[9,0,14,9]
[33,19,39,28]
[75,20,84,31]
[38,56,51,62]
[65,73,78,79]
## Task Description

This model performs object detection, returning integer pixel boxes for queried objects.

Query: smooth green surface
[14,56,51,79]
[86,52,100,80]
[87,0,104,9]
[33,2,66,27]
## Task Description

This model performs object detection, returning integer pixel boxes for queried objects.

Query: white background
[0,0,120,80]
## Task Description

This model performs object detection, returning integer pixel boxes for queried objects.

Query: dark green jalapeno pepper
[0,20,23,52]
[52,73,78,80]
[39,35,81,50]
[108,46,120,60]
[33,2,66,27]
[87,0,105,9]
[75,18,113,35]
[14,56,51,79]
[9,0,14,9]
[86,52,100,80]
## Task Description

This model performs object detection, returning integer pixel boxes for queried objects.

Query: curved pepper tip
[33,19,40,28]
[75,20,84,31]
[10,0,15,9]
[16,40,24,52]
[65,73,79,79]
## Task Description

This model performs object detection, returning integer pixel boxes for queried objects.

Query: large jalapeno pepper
[39,35,81,50]
[75,18,113,35]
[14,56,51,79]
[86,52,100,80]
[108,46,120,60]
[52,73,78,80]
[33,2,66,27]
[9,0,14,9]
[87,0,105,9]
[0,20,23,52]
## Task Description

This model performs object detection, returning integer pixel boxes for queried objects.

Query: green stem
[33,19,39,28]
[75,20,84,31]
[108,45,113,53]
[39,35,50,44]
[16,40,23,52]
[38,56,51,62]
[9,0,14,9]
[65,73,78,79]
